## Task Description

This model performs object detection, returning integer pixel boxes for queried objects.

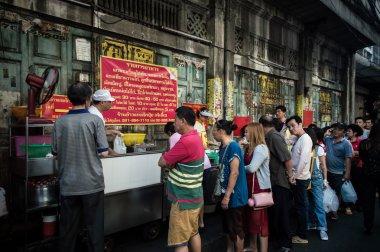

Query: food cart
[102,151,165,239]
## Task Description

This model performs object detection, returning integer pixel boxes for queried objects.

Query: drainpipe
[223,0,230,119]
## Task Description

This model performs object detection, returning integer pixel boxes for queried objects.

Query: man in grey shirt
[259,115,293,252]
[52,83,109,252]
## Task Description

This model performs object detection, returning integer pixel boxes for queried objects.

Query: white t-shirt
[315,145,326,171]
[291,133,313,180]
[88,105,105,125]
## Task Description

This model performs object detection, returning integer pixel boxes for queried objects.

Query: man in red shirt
[158,106,205,252]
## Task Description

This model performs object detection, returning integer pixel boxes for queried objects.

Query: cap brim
[200,111,214,117]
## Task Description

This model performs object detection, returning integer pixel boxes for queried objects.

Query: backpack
[360,140,380,178]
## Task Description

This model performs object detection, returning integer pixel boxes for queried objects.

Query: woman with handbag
[212,119,248,252]
[243,123,271,252]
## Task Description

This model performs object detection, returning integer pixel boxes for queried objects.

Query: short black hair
[286,115,302,125]
[347,124,363,136]
[272,118,284,132]
[175,106,196,126]
[275,105,286,113]
[364,117,373,123]
[313,127,324,143]
[308,124,318,129]
[164,122,176,135]
[259,115,274,128]
[355,116,364,121]
[215,119,238,135]
[67,83,92,106]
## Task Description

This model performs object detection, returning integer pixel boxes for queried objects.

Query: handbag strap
[220,141,232,167]
[251,172,256,197]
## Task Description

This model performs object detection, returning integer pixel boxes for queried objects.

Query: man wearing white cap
[89,89,122,137]
[195,107,214,149]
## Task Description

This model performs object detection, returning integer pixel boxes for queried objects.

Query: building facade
[0,0,379,187]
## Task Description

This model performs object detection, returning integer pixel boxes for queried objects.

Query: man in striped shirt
[158,106,205,252]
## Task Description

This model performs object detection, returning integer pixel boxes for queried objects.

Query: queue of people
[52,84,379,252]
[158,103,380,252]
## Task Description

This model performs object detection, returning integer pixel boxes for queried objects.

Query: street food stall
[11,56,219,249]
[91,56,180,238]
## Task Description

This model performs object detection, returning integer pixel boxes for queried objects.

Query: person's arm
[245,145,267,173]
[271,134,294,184]
[344,157,351,181]
[344,141,353,181]
[106,129,123,136]
[158,155,168,168]
[158,141,187,169]
[51,124,58,157]
[284,159,295,185]
[99,150,109,157]
[221,157,240,210]
[319,155,328,188]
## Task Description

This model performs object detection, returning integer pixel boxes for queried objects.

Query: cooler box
[14,136,52,157]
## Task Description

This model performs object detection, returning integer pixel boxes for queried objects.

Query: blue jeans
[293,179,310,239]
[308,169,328,231]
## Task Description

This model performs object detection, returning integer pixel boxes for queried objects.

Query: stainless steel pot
[28,184,58,206]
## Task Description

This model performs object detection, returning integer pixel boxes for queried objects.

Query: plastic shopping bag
[323,184,339,213]
[113,136,126,154]
[341,181,357,203]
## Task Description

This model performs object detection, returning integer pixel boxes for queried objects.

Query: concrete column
[343,54,351,123]
[350,52,356,122]
[223,0,235,119]
[206,0,225,118]
[298,31,315,115]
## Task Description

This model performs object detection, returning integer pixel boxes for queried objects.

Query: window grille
[97,0,179,29]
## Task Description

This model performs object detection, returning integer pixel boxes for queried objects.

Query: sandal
[345,207,353,215]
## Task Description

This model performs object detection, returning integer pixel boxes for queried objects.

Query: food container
[28,177,58,206]
[14,136,52,157]
[123,133,146,146]
[11,106,41,121]
[21,144,52,158]
[42,214,57,238]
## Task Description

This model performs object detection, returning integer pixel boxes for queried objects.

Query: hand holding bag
[248,173,274,210]
[113,135,126,154]
[341,181,357,203]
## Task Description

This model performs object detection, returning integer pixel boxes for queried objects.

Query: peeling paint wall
[0,91,20,128]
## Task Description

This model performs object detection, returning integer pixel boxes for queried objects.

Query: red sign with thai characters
[41,94,72,121]
[100,56,178,125]
[233,116,252,136]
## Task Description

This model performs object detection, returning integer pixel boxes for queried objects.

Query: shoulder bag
[248,172,274,210]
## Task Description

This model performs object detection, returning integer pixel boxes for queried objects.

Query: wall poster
[100,56,178,125]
